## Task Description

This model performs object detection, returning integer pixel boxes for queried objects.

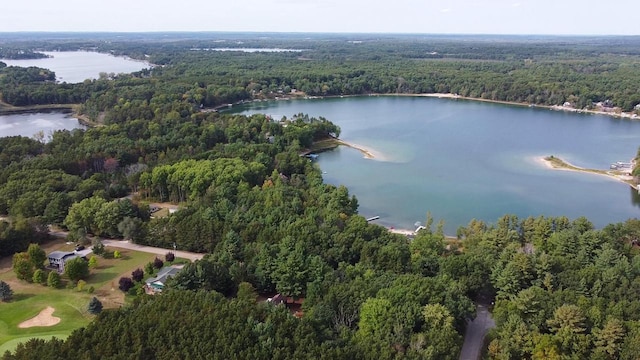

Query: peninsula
[540,155,638,190]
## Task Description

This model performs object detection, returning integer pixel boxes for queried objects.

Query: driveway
[459,304,495,360]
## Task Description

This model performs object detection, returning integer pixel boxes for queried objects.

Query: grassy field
[0,242,158,353]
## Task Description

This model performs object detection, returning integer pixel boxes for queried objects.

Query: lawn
[0,245,158,354]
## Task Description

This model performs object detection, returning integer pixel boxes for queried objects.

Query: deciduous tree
[65,257,89,282]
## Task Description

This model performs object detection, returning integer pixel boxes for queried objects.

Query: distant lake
[1,51,150,83]
[233,96,640,233]
[190,48,304,52]
[0,112,84,139]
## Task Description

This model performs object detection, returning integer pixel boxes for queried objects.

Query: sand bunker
[18,306,61,328]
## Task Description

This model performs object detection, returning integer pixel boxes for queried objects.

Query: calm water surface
[234,96,640,233]
[1,51,149,83]
[0,112,84,138]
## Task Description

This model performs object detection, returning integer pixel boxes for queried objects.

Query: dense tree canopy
[2,33,640,359]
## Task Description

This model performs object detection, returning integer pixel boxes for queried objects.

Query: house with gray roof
[48,251,79,273]
[144,266,182,293]
[47,249,93,273]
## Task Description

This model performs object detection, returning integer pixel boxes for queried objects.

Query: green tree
[27,243,46,269]
[117,217,145,242]
[0,280,13,301]
[594,318,625,360]
[356,297,393,340]
[63,196,106,234]
[92,240,105,256]
[32,269,46,284]
[12,252,34,282]
[408,304,462,360]
[47,271,61,288]
[272,237,307,298]
[87,297,103,314]
[64,257,89,282]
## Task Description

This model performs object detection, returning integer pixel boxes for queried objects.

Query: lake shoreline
[309,137,389,161]
[538,155,638,190]
[384,93,640,120]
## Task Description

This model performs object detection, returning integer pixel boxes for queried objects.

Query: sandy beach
[334,139,391,161]
[537,156,638,190]
[412,93,640,120]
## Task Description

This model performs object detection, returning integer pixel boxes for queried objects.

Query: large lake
[0,112,84,139]
[1,51,149,83]
[234,96,640,233]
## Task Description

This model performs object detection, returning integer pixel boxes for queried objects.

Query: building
[47,249,93,273]
[144,266,182,293]
[47,251,79,273]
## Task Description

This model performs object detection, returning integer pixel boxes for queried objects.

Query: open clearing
[0,243,158,353]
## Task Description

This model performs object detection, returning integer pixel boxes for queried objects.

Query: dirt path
[459,304,495,360]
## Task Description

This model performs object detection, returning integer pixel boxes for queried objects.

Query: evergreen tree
[87,297,103,314]
[0,280,13,302]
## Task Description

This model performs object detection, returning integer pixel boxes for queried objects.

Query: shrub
[88,286,95,294]
[113,250,121,259]
[131,268,144,282]
[77,279,87,292]
[153,257,164,269]
[118,277,134,292]
[165,252,175,262]
[88,256,98,269]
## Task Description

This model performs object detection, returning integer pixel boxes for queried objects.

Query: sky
[1,0,638,35]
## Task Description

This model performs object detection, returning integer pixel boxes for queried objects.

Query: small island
[541,155,638,190]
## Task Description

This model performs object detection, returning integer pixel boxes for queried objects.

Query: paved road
[459,304,495,360]
[101,240,205,261]
[49,229,204,262]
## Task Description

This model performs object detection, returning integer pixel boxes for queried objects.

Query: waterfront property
[235,96,640,233]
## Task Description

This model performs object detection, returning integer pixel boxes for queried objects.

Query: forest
[1,33,640,359]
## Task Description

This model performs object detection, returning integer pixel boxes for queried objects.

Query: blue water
[234,96,640,233]
[1,51,150,83]
[0,112,84,139]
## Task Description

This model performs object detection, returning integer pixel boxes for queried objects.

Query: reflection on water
[630,187,640,208]
[0,112,84,138]
[236,96,640,232]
